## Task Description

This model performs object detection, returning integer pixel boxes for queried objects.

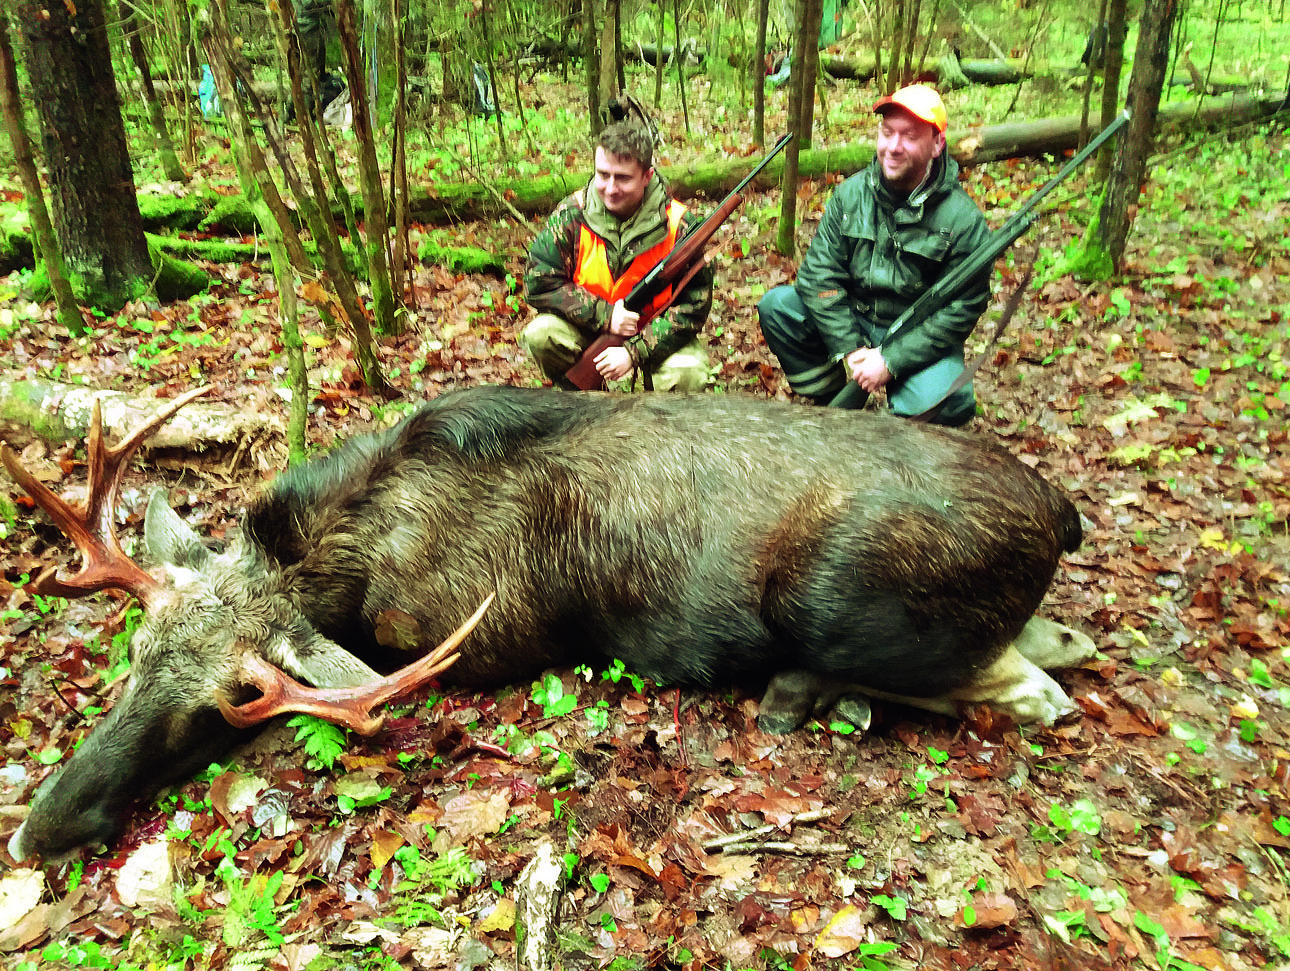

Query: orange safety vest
[574,200,688,321]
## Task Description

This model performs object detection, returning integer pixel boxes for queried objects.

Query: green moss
[417,230,505,274]
[146,236,209,301]
[1060,207,1114,282]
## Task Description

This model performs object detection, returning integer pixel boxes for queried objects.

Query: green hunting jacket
[794,153,993,379]
[524,174,713,370]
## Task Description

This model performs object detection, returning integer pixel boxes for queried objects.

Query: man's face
[593,148,652,218]
[875,109,945,194]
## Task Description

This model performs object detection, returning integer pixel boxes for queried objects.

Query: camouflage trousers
[519,313,710,393]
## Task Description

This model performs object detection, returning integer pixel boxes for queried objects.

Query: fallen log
[0,378,285,474]
[820,55,1030,85]
[952,92,1283,165]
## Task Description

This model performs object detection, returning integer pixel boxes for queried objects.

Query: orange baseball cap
[873,84,948,133]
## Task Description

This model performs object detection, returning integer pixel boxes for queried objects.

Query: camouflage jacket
[525,173,713,370]
[794,153,992,380]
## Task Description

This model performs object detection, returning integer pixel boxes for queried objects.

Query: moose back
[5,386,1093,861]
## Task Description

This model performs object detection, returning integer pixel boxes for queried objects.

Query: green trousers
[519,313,710,392]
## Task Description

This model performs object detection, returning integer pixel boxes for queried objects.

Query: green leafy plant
[602,657,647,693]
[221,868,288,947]
[853,941,900,970]
[871,894,908,921]
[288,713,346,770]
[1048,797,1102,837]
[1134,911,1209,970]
[531,671,577,717]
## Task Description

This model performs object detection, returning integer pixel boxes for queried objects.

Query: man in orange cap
[757,84,992,424]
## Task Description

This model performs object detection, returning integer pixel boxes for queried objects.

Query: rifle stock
[564,133,793,390]
[828,111,1129,409]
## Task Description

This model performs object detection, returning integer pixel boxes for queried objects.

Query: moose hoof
[758,669,832,734]
[829,694,872,733]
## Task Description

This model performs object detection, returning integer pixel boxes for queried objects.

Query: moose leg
[841,647,1078,725]
[760,641,1082,732]
[937,645,1078,724]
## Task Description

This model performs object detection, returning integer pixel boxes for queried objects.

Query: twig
[720,839,845,856]
[702,808,832,851]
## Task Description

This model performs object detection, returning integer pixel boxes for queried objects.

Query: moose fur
[9,386,1094,861]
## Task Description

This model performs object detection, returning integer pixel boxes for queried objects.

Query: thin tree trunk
[584,0,598,135]
[752,0,769,146]
[598,0,618,125]
[1071,0,1178,278]
[1096,0,1128,180]
[1079,0,1108,146]
[479,0,507,161]
[389,0,408,304]
[903,0,923,81]
[653,0,664,107]
[0,0,84,335]
[249,0,387,391]
[776,0,810,257]
[673,0,690,135]
[797,0,824,149]
[336,0,396,337]
[1102,0,1176,270]
[203,4,308,455]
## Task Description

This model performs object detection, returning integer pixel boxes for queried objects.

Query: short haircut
[597,123,653,171]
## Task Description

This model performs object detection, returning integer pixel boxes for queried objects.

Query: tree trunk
[797,0,824,150]
[0,377,283,471]
[583,0,598,136]
[752,0,770,146]
[598,0,619,126]
[1073,0,1179,278]
[1097,0,1129,181]
[336,0,396,337]
[0,1,84,336]
[14,0,155,312]
[386,93,1271,223]
[776,0,810,256]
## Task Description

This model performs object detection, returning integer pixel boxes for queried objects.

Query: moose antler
[217,593,495,735]
[0,386,213,602]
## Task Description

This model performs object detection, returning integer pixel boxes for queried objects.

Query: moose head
[3,388,489,861]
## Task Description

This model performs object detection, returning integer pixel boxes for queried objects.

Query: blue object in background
[199,64,221,118]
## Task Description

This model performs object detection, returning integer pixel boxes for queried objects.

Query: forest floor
[0,71,1289,971]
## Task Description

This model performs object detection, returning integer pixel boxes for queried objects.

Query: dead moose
[3,384,1095,862]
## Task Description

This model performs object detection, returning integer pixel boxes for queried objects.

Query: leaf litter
[0,111,1288,971]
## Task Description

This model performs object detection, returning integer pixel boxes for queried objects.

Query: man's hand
[595,345,634,381]
[607,300,641,337]
[846,347,891,393]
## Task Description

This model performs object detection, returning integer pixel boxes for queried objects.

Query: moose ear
[144,489,210,568]
[269,631,384,690]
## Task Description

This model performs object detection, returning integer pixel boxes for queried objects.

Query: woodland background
[0,1,1288,970]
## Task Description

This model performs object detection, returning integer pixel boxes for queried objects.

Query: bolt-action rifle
[564,132,794,391]
[829,110,1130,411]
